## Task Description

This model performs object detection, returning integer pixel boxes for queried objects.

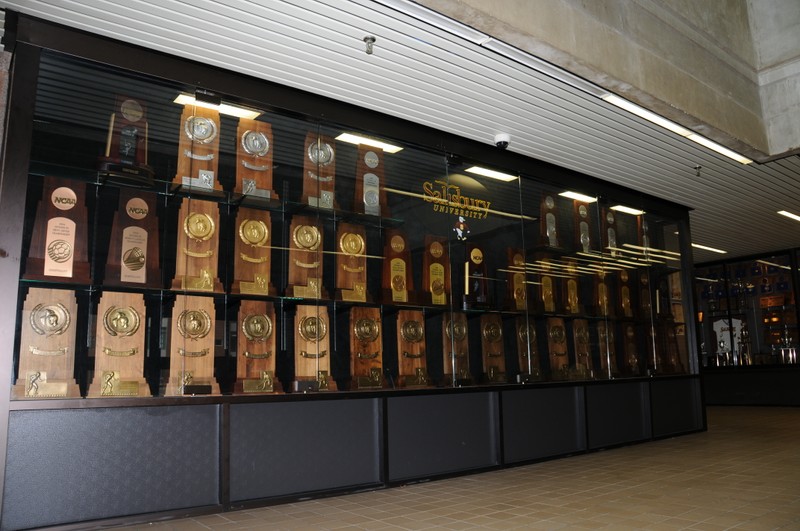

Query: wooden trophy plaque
[574,200,595,253]
[618,269,634,318]
[540,194,560,248]
[354,145,389,217]
[336,223,368,302]
[540,259,557,313]
[423,235,450,306]
[286,215,325,299]
[98,95,154,185]
[443,312,470,384]
[563,262,581,315]
[171,199,223,293]
[382,229,413,304]
[104,188,160,288]
[235,117,277,200]
[507,248,528,311]
[350,307,384,389]
[595,272,612,317]
[573,318,592,379]
[464,244,489,308]
[302,132,336,209]
[480,314,506,383]
[232,207,275,295]
[165,295,220,396]
[623,322,640,375]
[516,318,541,382]
[293,305,335,391]
[88,291,150,397]
[235,300,280,393]
[640,272,653,319]
[175,105,221,192]
[397,310,429,387]
[602,208,618,255]
[596,321,619,379]
[546,317,568,380]
[13,288,81,399]
[24,176,91,284]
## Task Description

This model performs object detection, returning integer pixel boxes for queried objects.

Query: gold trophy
[507,248,528,311]
[546,317,569,380]
[396,310,428,387]
[286,216,326,299]
[87,291,150,397]
[235,300,280,393]
[293,305,335,391]
[480,314,506,383]
[423,235,450,306]
[597,321,619,379]
[165,295,220,396]
[382,229,413,304]
[302,132,336,209]
[98,95,154,185]
[336,223,368,302]
[516,318,542,382]
[443,312,470,385]
[13,288,81,399]
[232,208,275,295]
[572,319,593,379]
[350,307,384,389]
[235,117,277,200]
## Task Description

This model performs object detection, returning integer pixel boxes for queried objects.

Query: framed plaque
[573,200,594,253]
[382,229,413,304]
[563,262,581,315]
[235,300,281,394]
[87,291,150,397]
[516,317,541,382]
[293,305,336,391]
[350,307,384,389]
[618,269,634,318]
[171,198,223,293]
[539,259,557,313]
[353,145,389,217]
[232,207,275,295]
[595,272,613,317]
[540,194,559,248]
[98,95,154,185]
[442,312,470,384]
[286,215,326,299]
[24,176,91,284]
[336,222,368,302]
[104,188,160,288]
[235,117,277,199]
[572,318,592,379]
[602,208,618,255]
[596,321,618,379]
[546,317,568,380]
[507,248,528,311]
[396,310,428,387]
[174,105,221,191]
[302,132,336,209]
[480,313,506,383]
[622,322,640,375]
[463,243,489,308]
[423,235,450,306]
[165,295,220,396]
[13,288,81,399]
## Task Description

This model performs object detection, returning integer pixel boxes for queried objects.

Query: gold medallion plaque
[442,312,470,384]
[165,295,220,396]
[171,199,223,292]
[350,307,384,389]
[397,309,428,387]
[336,223,368,302]
[546,317,569,380]
[235,117,278,200]
[382,229,413,304]
[293,305,335,391]
[287,216,326,299]
[232,207,274,295]
[235,300,280,393]
[480,314,506,383]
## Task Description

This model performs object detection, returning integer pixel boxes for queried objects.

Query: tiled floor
[116,406,800,530]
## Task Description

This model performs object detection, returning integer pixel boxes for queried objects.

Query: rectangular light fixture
[174,94,260,119]
[778,210,800,223]
[464,166,518,182]
[559,191,597,203]
[602,94,753,164]
[691,243,727,254]
[335,133,403,153]
[610,205,645,216]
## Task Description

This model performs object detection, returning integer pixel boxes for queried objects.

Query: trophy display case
[6,49,696,401]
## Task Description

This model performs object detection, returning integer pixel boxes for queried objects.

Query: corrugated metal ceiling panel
[2,0,800,263]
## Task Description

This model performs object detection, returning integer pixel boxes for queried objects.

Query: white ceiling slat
[4,0,800,262]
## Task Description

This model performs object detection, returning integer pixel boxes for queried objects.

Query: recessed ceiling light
[691,243,727,254]
[559,191,597,203]
[778,210,800,222]
[610,205,645,216]
[464,166,518,182]
[335,133,403,153]
[173,94,260,119]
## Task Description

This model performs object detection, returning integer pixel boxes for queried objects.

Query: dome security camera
[494,133,510,149]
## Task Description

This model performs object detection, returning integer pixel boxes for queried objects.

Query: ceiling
[2,0,800,264]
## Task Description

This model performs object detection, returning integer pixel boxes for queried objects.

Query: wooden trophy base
[292,373,337,393]
[171,276,224,294]
[232,278,277,297]
[336,286,370,303]
[398,368,431,388]
[87,377,150,398]
[286,282,328,300]
[381,289,416,305]
[234,372,283,394]
[97,158,155,186]
[164,376,220,397]
[12,377,80,400]
[516,370,543,383]
[351,369,386,390]
[482,367,507,384]
[24,258,91,285]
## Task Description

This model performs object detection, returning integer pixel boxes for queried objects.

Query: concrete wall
[419,0,800,159]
